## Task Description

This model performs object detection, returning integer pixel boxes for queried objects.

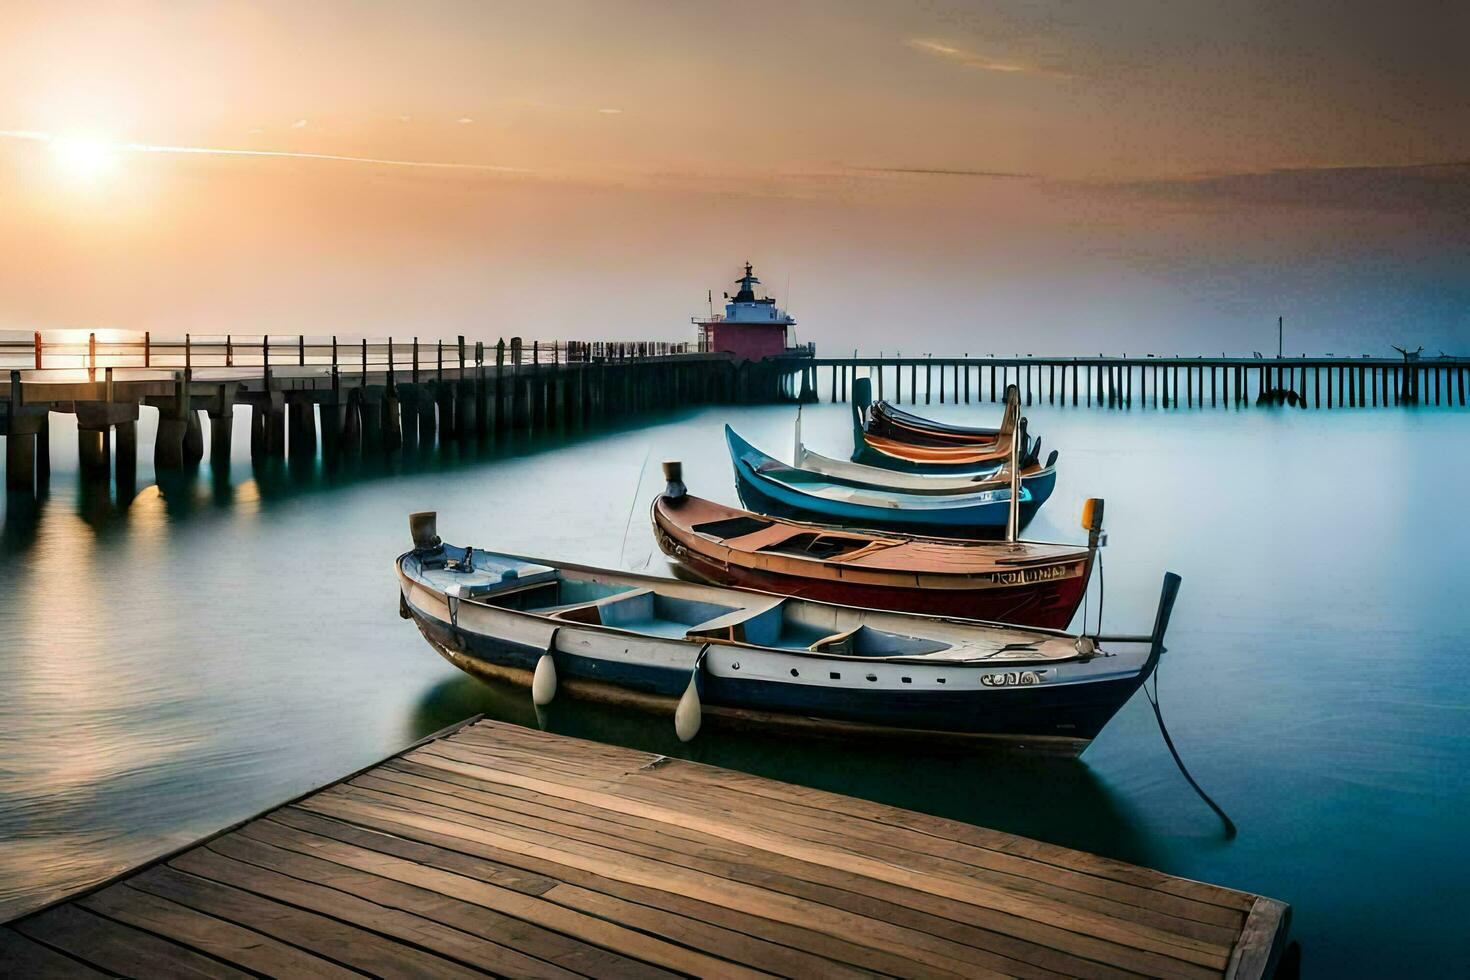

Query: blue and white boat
[397,512,1181,755]
[727,425,1053,536]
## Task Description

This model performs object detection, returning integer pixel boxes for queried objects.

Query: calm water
[2,397,1468,977]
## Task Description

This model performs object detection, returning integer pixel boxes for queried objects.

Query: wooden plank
[4,717,1288,979]
[127,863,488,979]
[303,786,1216,980]
[332,776,1096,979]
[451,724,1255,912]
[76,885,360,979]
[0,927,111,979]
[270,807,922,980]
[370,758,1240,963]
[299,791,1004,979]
[218,823,739,979]
[1225,898,1292,980]
[418,742,1245,932]
[12,903,251,980]
[481,750,1244,932]
[406,742,1230,972]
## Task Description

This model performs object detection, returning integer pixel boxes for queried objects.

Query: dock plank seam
[430,740,1244,932]
[266,807,925,980]
[361,760,1238,959]
[324,776,1084,979]
[403,744,1229,971]
[301,775,1214,980]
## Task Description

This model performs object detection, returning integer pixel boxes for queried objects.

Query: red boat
[652,473,1104,630]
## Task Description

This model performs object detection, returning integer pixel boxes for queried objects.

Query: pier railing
[805,353,1470,409]
[0,332,701,380]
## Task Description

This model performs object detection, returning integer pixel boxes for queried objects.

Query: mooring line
[1147,663,1238,839]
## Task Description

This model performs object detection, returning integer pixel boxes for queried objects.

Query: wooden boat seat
[547,588,656,626]
[570,589,752,640]
[683,597,788,644]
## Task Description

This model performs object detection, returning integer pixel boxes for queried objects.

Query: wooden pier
[0,334,814,496]
[1,718,1290,979]
[807,354,1470,411]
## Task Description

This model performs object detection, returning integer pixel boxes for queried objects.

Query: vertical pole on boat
[1006,390,1023,544]
[794,404,803,462]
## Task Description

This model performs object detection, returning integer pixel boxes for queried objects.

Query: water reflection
[2,405,668,555]
[1,402,1468,977]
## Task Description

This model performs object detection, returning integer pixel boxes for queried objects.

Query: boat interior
[410,546,1080,663]
[731,432,1028,508]
[676,506,1085,571]
[797,444,1054,495]
[873,400,999,437]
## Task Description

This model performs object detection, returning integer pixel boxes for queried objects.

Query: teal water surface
[2,399,1467,977]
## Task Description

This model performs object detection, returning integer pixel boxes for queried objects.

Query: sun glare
[48,134,118,181]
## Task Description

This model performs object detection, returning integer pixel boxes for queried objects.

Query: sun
[48,134,118,181]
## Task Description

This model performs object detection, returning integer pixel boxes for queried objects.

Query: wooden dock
[0,718,1289,979]
[1,333,815,496]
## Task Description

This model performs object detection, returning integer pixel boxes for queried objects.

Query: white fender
[532,653,558,706]
[532,628,560,707]
[674,644,710,743]
[674,674,702,742]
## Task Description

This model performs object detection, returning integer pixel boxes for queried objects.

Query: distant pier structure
[0,332,815,497]
[814,352,1470,411]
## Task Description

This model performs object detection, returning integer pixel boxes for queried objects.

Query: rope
[618,445,654,570]
[1145,662,1238,839]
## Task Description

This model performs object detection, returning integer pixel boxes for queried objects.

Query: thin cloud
[290,118,308,129]
[0,130,527,174]
[906,38,1073,79]
[853,165,1033,179]
[597,108,623,115]
[1105,161,1470,213]
[456,117,474,124]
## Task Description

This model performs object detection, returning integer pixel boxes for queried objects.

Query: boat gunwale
[797,442,1057,496]
[871,401,1008,446]
[395,551,1112,669]
[873,398,1003,435]
[730,426,1033,512]
[651,494,1092,586]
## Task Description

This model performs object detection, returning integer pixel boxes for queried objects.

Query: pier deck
[1,718,1289,979]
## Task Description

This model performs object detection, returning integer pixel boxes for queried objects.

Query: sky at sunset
[1,0,1466,354]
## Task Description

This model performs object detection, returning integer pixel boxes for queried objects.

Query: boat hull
[851,437,1026,474]
[398,561,1158,754]
[411,613,1142,754]
[660,535,1088,630]
[869,406,1003,446]
[734,461,1047,537]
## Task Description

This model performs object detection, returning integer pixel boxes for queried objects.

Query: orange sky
[0,1,1466,351]
[4,0,1465,179]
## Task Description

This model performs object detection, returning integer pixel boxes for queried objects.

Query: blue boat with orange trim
[726,425,1054,537]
